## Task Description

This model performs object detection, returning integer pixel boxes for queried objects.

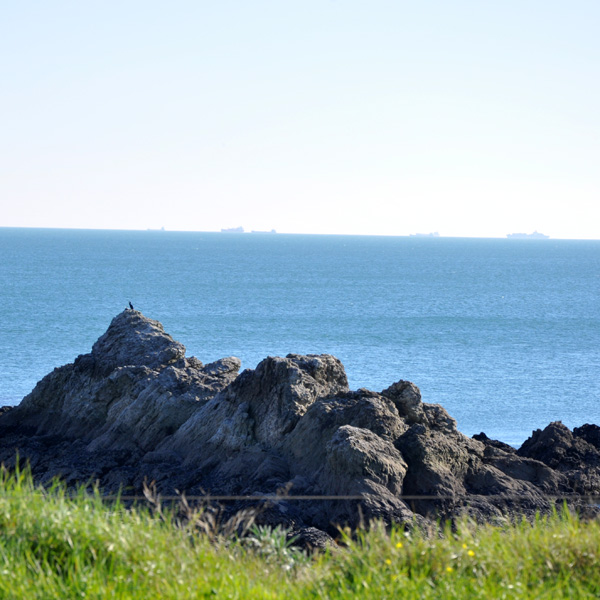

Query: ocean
[1,227,599,447]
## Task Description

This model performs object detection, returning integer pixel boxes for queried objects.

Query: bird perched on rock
[128,302,134,310]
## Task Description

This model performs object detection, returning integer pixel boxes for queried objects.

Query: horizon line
[1,225,598,241]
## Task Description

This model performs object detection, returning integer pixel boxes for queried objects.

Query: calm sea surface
[1,228,599,446]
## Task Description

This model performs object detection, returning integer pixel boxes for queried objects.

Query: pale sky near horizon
[1,1,599,238]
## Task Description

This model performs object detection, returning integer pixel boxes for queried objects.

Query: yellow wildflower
[385,559,392,566]
[446,566,454,573]
[396,542,403,549]
[467,550,475,557]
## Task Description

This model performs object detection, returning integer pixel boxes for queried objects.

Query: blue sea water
[1,227,599,447]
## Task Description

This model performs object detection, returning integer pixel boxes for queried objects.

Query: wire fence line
[89,493,600,503]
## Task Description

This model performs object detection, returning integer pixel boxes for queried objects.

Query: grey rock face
[90,310,186,372]
[224,353,349,447]
[2,310,240,452]
[323,425,407,496]
[382,380,426,424]
[0,310,598,538]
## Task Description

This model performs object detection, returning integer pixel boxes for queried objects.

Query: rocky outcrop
[0,310,598,543]
[517,422,600,496]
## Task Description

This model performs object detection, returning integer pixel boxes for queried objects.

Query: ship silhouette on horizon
[506,231,549,239]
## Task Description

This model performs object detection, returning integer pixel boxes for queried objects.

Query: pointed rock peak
[90,310,186,372]
[382,380,425,424]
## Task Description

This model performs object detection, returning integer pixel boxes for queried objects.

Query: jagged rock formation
[0,310,598,543]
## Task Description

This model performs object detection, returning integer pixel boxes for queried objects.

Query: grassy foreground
[0,468,599,599]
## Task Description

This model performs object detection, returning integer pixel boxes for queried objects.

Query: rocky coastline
[1,310,599,544]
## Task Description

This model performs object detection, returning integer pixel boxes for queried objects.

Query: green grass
[0,467,599,599]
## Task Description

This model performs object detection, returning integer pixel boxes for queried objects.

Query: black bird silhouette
[128,302,134,310]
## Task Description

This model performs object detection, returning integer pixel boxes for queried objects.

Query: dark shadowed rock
[574,424,600,450]
[0,310,598,536]
[287,526,334,552]
[518,421,600,495]
[481,448,569,495]
[473,432,516,453]
[396,424,482,500]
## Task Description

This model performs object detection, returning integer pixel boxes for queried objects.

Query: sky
[1,1,599,238]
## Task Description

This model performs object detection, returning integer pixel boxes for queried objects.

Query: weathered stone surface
[1,310,598,538]
[5,311,240,451]
[221,353,349,447]
[89,310,186,373]
[381,380,425,424]
[282,390,407,478]
[322,425,407,496]
[396,424,482,499]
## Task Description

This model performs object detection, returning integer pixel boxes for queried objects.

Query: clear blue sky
[2,1,599,238]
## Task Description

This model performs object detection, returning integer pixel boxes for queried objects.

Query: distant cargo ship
[221,226,244,233]
[410,232,440,238]
[506,231,549,240]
